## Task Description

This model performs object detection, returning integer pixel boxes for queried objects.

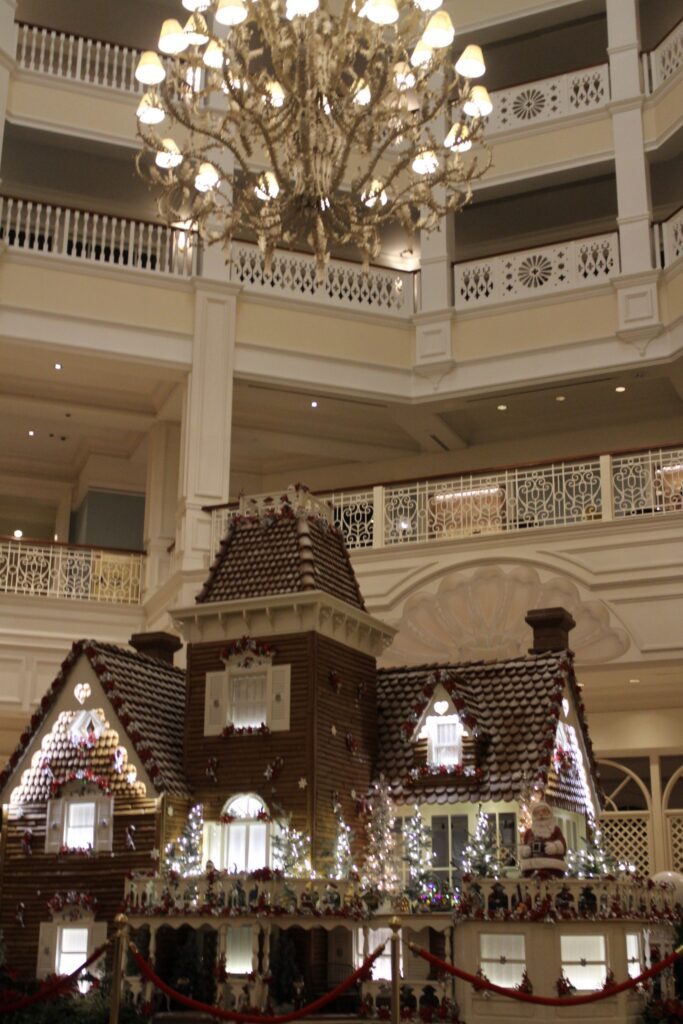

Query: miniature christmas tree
[565,824,625,878]
[333,810,356,880]
[360,777,401,895]
[461,810,500,877]
[165,803,204,876]
[403,805,434,900]
[272,816,312,877]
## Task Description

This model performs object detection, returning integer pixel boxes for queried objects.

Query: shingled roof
[376,650,600,812]
[196,510,366,611]
[0,640,189,797]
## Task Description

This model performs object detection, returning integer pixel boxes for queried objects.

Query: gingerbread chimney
[525,607,576,653]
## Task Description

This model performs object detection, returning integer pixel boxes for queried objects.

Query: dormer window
[426,715,463,766]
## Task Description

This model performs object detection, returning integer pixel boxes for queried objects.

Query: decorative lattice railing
[229,243,414,317]
[612,446,683,518]
[487,64,609,135]
[649,17,683,90]
[0,539,143,604]
[453,233,619,310]
[0,195,196,276]
[598,812,652,878]
[668,813,683,872]
[659,205,683,267]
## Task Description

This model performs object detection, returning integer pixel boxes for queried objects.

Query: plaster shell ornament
[381,564,630,667]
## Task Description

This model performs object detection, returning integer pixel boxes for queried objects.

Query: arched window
[204,794,271,872]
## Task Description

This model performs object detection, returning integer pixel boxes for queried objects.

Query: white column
[0,0,17,175]
[143,421,181,595]
[649,755,667,873]
[606,0,661,342]
[175,279,239,576]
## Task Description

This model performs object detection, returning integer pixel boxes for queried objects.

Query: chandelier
[134,0,492,278]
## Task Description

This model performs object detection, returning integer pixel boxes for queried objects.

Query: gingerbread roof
[376,651,600,812]
[196,510,366,611]
[0,640,189,798]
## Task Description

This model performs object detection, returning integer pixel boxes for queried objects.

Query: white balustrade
[0,195,196,277]
[324,490,376,549]
[454,233,618,310]
[612,447,683,519]
[0,539,143,604]
[660,205,683,267]
[229,242,414,317]
[16,22,146,93]
[650,17,683,91]
[486,64,609,135]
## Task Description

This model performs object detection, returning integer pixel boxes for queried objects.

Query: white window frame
[45,788,114,854]
[57,924,89,977]
[229,667,270,729]
[355,927,402,981]
[204,794,272,872]
[626,932,643,979]
[64,799,97,849]
[560,933,607,991]
[426,714,463,766]
[204,664,291,736]
[225,924,254,974]
[480,933,526,987]
[36,919,107,980]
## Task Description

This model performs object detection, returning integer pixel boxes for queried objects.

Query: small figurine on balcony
[519,801,567,877]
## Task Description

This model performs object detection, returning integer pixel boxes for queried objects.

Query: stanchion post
[109,913,129,1024]
[390,916,401,1024]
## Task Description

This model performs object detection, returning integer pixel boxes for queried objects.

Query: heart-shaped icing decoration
[433,700,449,716]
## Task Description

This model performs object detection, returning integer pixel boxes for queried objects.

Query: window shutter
[89,922,109,974]
[45,798,65,853]
[94,796,114,852]
[36,922,57,978]
[204,670,228,736]
[270,665,291,731]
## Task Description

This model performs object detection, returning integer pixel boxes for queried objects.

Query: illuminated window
[561,934,607,990]
[480,933,526,987]
[204,665,291,735]
[231,671,268,729]
[64,801,96,848]
[226,925,253,973]
[204,794,270,872]
[626,933,642,978]
[45,792,113,854]
[57,926,89,976]
[356,927,401,981]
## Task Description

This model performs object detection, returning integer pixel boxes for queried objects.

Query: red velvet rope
[131,941,385,1022]
[410,942,683,1007]
[0,942,109,1015]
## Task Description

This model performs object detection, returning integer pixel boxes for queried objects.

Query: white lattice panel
[598,813,651,876]
[668,814,683,872]
[487,64,609,135]
[651,18,683,89]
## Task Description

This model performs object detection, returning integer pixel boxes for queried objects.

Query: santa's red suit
[519,802,567,877]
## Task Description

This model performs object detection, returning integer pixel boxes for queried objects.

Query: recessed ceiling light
[13,529,23,539]
[27,429,35,437]
[311,400,318,408]
[629,677,640,684]
[555,395,566,402]
[54,361,62,370]
[615,385,626,393]
[497,404,507,411]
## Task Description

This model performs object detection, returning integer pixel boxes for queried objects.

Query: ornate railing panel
[326,491,375,548]
[229,243,414,317]
[0,195,196,276]
[487,64,610,135]
[650,17,683,90]
[454,233,618,310]
[612,447,683,518]
[0,540,143,604]
[661,205,683,267]
[15,22,151,93]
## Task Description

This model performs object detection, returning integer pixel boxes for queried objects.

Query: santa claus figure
[519,801,567,877]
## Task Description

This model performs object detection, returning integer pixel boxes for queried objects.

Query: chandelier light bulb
[183,14,210,45]
[364,0,399,26]
[353,79,372,106]
[215,0,248,26]
[463,83,493,117]
[255,171,280,201]
[410,39,433,67]
[286,0,319,17]
[422,11,455,48]
[455,44,485,78]
[155,139,183,169]
[361,180,388,208]
[393,61,415,91]
[203,40,225,68]
[135,51,166,86]
[444,122,471,152]
[136,92,166,125]
[266,80,285,107]
[182,0,211,9]
[413,0,442,11]
[194,162,220,192]
[412,149,438,175]
[158,19,188,54]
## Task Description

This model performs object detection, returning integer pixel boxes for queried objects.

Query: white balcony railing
[16,21,146,93]
[229,243,414,318]
[486,64,610,136]
[0,195,196,277]
[659,204,683,267]
[453,232,619,310]
[0,539,144,604]
[210,446,683,555]
[650,17,683,91]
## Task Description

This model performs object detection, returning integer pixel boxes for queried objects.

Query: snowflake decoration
[298,777,308,790]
